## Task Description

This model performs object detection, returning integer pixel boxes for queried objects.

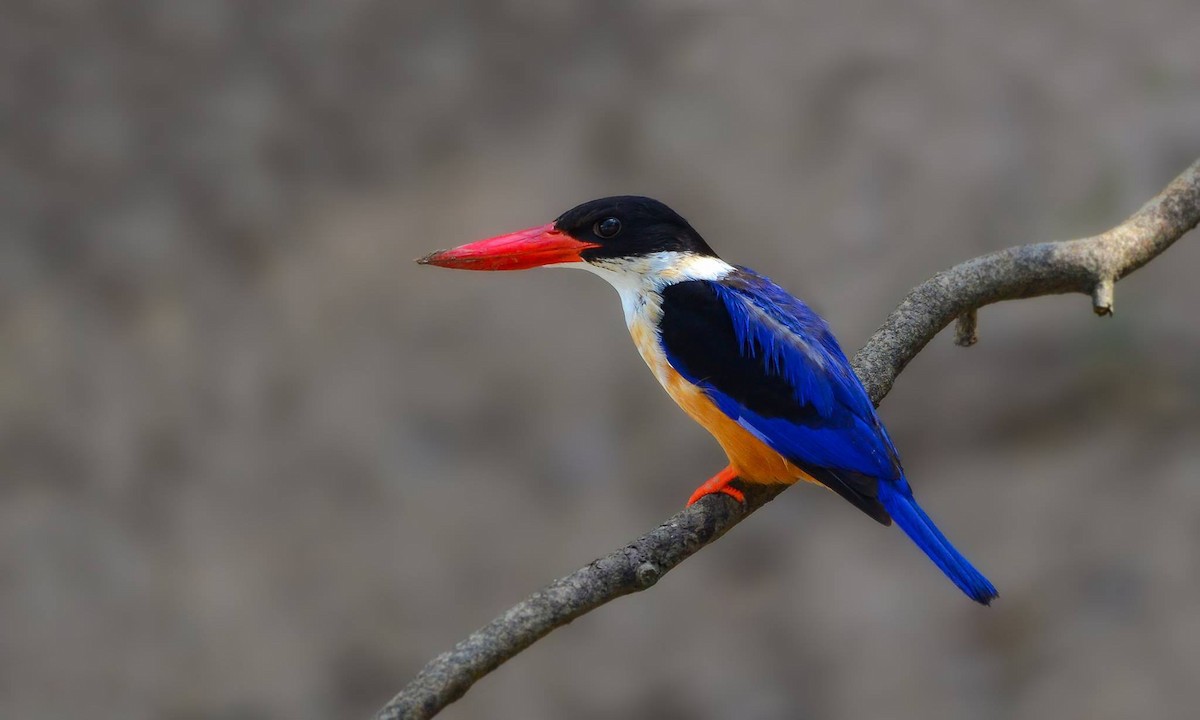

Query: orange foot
[687,465,745,506]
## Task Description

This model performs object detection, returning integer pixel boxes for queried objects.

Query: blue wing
[657,269,904,520]
[656,268,999,603]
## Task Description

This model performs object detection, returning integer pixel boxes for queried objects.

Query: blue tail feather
[877,481,998,605]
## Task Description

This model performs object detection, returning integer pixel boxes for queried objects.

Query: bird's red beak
[417,223,600,271]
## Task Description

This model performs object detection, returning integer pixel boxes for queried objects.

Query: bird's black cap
[553,196,718,260]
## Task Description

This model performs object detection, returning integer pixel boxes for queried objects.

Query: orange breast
[630,314,817,486]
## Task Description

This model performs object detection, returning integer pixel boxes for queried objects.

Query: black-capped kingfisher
[418,196,997,604]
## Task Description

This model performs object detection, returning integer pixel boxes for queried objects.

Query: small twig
[1092,276,1116,316]
[379,158,1200,720]
[954,309,979,347]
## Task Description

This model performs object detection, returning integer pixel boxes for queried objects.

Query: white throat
[566,251,734,326]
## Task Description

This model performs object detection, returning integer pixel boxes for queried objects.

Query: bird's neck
[578,251,734,327]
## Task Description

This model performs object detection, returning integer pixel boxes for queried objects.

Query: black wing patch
[658,281,825,424]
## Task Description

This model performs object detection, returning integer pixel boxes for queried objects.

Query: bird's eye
[594,217,622,239]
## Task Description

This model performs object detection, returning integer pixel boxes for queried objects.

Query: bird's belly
[629,317,815,486]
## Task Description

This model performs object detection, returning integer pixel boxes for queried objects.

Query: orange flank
[628,311,819,499]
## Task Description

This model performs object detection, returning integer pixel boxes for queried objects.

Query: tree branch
[852,159,1200,401]
[379,158,1200,720]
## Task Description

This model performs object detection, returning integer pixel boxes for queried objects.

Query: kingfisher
[418,196,997,604]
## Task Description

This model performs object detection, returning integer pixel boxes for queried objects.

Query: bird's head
[417,196,718,275]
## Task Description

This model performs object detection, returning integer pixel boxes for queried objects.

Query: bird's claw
[686,466,745,506]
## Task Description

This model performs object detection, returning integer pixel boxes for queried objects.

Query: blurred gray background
[2,2,1199,719]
